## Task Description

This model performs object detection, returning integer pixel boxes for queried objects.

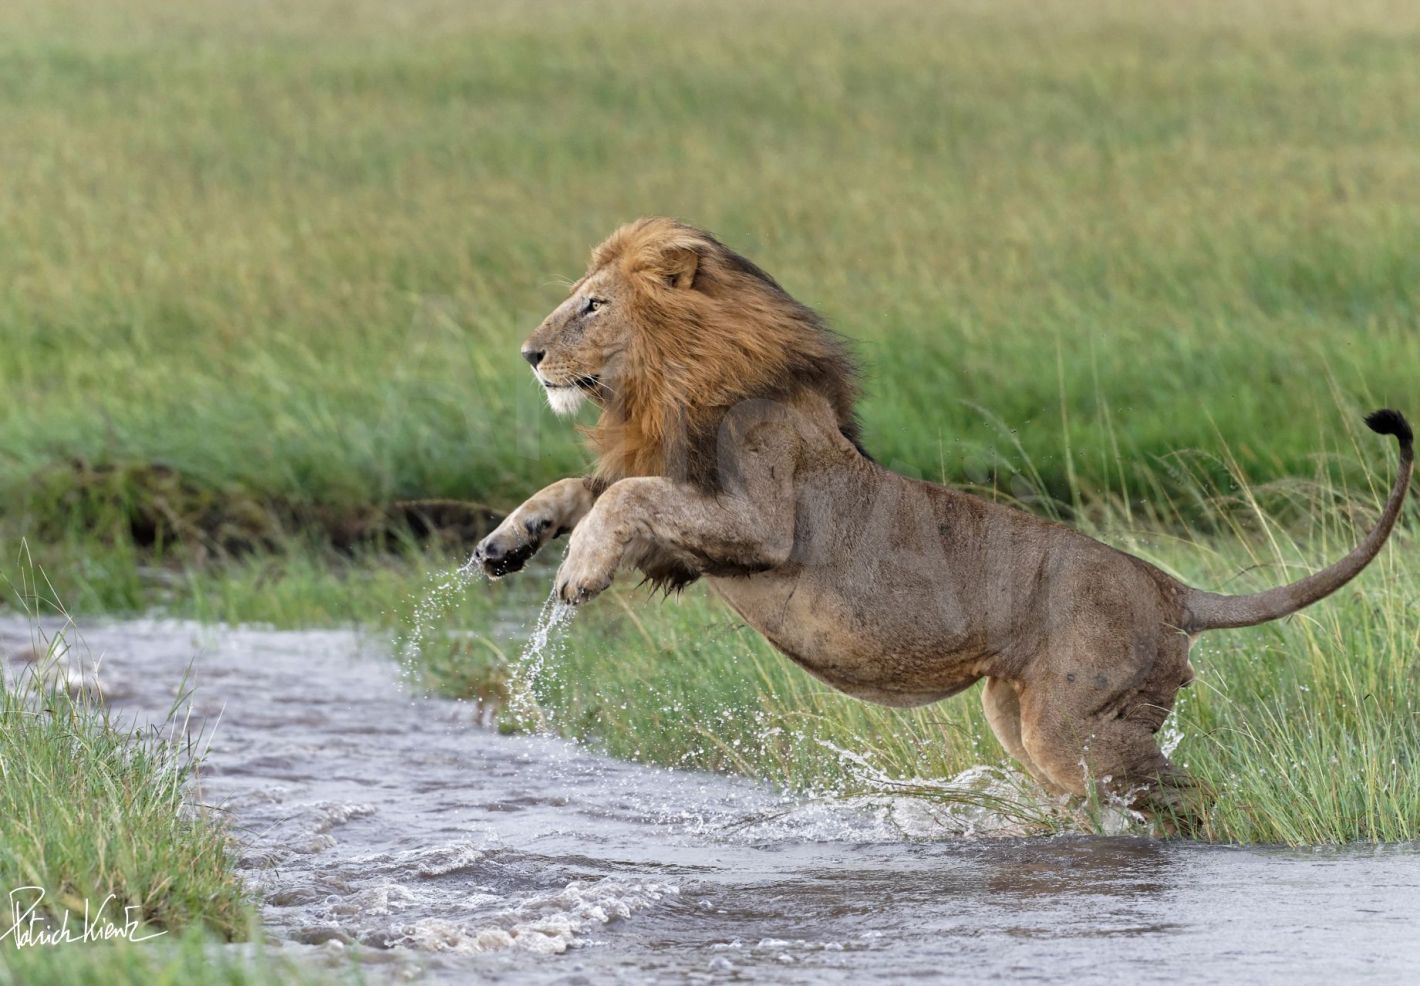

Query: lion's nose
[522,348,545,368]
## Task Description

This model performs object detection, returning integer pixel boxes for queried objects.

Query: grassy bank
[2,0,1419,547]
[0,597,326,983]
[0,616,246,932]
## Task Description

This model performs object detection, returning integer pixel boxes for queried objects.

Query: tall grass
[1,0,1418,540]
[0,574,339,983]
[0,588,249,938]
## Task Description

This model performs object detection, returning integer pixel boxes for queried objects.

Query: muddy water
[3,617,1418,984]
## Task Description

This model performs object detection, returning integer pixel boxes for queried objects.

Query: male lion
[474,217,1412,823]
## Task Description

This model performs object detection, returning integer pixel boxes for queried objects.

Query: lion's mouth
[534,372,605,417]
[541,376,603,395]
[536,374,604,417]
[536,374,599,390]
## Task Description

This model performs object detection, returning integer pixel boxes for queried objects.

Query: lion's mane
[585,217,863,492]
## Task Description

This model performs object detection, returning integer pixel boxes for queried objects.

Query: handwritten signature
[1,888,167,948]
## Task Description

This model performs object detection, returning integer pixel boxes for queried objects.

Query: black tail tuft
[1364,408,1413,449]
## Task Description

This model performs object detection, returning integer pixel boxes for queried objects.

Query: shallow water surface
[3,618,1416,983]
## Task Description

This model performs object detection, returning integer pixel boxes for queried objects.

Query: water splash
[1160,695,1186,758]
[1160,718,1185,758]
[505,593,576,730]
[806,739,1061,838]
[400,553,576,733]
[400,555,485,679]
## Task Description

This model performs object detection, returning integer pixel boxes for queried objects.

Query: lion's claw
[554,571,610,605]
[553,543,618,605]
[473,521,545,578]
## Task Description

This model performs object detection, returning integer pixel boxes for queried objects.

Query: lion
[473,217,1413,825]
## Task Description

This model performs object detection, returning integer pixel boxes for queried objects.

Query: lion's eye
[584,298,604,314]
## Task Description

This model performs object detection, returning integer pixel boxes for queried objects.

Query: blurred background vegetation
[3,0,1417,578]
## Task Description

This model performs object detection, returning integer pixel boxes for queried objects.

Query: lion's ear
[658,245,699,290]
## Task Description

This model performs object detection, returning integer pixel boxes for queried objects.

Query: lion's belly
[706,571,992,708]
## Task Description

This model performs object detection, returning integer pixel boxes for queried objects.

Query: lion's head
[522,217,862,489]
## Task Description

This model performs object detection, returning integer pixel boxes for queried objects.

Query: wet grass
[0,601,250,939]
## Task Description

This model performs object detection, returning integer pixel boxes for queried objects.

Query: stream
[2,616,1417,984]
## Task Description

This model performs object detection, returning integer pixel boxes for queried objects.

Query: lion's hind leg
[981,677,1058,793]
[1014,643,1209,834]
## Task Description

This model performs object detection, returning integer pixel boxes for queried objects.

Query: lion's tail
[1181,409,1413,633]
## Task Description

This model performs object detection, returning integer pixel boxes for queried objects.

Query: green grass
[0,607,249,939]
[0,585,337,983]
[0,559,395,981]
[1,0,1418,538]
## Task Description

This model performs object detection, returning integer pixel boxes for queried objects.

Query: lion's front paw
[553,542,620,605]
[472,515,554,578]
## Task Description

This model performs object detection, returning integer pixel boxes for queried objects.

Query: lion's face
[521,266,633,417]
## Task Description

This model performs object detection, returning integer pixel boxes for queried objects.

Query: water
[400,559,484,673]
[505,593,575,727]
[3,616,1418,984]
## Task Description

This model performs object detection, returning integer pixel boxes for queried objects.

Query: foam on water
[389,879,679,955]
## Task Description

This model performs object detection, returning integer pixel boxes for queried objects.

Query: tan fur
[475,218,1413,830]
